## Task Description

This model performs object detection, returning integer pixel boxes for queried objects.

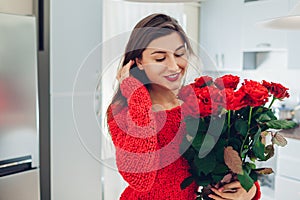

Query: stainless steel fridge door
[0,12,40,199]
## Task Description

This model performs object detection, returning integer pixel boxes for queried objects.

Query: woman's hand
[208,181,257,200]
[116,60,135,83]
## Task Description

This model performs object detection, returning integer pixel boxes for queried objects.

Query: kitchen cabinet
[275,137,300,200]
[286,33,300,69]
[287,0,300,69]
[200,0,243,71]
[242,0,289,50]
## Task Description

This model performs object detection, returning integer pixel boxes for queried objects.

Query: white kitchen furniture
[200,0,243,71]
[200,0,294,71]
[275,137,300,200]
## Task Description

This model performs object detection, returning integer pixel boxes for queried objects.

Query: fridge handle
[38,0,44,51]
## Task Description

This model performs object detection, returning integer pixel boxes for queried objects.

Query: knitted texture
[108,77,261,200]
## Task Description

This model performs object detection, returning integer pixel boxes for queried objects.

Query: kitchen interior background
[0,0,300,200]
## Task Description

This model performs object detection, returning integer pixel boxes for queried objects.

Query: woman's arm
[108,76,158,192]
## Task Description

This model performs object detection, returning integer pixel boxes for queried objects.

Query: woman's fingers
[218,181,240,192]
[117,60,135,82]
[210,188,235,199]
[207,194,226,200]
[210,181,256,200]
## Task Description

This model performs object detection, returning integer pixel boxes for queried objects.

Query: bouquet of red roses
[178,74,297,200]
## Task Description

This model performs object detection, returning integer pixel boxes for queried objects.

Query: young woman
[106,13,261,200]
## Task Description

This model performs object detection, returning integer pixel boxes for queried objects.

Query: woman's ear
[135,58,144,70]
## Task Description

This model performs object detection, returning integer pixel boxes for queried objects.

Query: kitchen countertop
[279,124,300,140]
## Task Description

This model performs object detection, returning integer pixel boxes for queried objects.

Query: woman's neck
[149,86,180,111]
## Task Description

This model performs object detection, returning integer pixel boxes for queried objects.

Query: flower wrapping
[179,74,297,200]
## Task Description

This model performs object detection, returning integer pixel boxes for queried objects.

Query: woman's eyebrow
[150,45,186,55]
[151,50,166,55]
[175,45,186,51]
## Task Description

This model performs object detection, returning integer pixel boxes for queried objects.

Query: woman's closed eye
[174,52,185,57]
[174,49,186,57]
[155,57,166,62]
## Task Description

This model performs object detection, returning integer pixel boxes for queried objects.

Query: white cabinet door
[200,0,223,70]
[275,176,300,200]
[275,137,300,199]
[242,0,289,49]
[200,0,242,71]
[277,137,300,180]
[219,0,243,71]
[287,0,300,69]
[287,31,300,70]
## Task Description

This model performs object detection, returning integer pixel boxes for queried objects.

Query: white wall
[50,0,102,199]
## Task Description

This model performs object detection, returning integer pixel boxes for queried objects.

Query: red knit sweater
[108,77,261,200]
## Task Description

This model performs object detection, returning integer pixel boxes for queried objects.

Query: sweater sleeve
[252,181,261,200]
[108,77,158,192]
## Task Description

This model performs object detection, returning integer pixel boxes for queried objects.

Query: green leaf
[228,137,243,152]
[256,109,277,122]
[234,119,248,137]
[257,113,271,122]
[214,138,227,162]
[253,139,265,161]
[182,147,196,163]
[194,152,216,176]
[185,117,201,136]
[241,148,249,158]
[198,134,216,158]
[192,133,205,150]
[244,162,256,174]
[207,115,227,137]
[266,120,298,129]
[249,170,258,182]
[253,127,261,145]
[180,176,194,190]
[213,164,229,174]
[237,170,254,192]
[212,174,224,183]
[252,128,265,160]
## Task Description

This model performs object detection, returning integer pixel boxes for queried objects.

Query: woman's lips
[164,73,180,82]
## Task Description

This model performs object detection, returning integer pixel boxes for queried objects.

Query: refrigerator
[0,12,40,200]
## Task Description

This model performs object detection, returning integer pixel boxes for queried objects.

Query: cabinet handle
[256,43,271,48]
[215,54,219,68]
[221,53,225,68]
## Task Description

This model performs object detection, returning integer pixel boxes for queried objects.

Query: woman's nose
[167,56,180,71]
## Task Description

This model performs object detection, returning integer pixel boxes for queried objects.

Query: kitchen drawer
[277,138,300,180]
[0,169,40,200]
[275,176,300,200]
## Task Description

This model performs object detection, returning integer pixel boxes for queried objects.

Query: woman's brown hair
[107,13,194,121]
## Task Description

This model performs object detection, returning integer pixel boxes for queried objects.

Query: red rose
[178,85,195,101]
[197,86,222,116]
[223,88,248,111]
[181,95,201,118]
[270,82,290,99]
[262,80,272,90]
[215,74,240,90]
[239,80,269,107]
[262,80,290,99]
[194,76,213,88]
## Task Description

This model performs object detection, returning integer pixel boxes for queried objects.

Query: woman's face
[137,32,188,94]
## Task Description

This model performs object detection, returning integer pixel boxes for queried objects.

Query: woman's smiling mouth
[164,72,181,82]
